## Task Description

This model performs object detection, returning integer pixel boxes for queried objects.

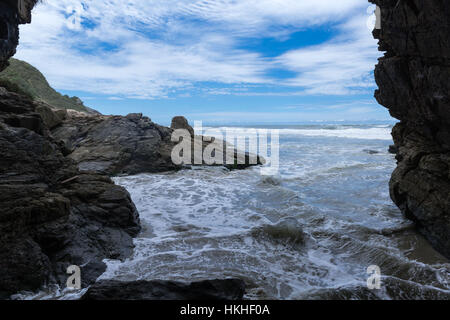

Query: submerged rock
[252,218,306,247]
[371,0,450,258]
[363,149,380,155]
[0,89,140,298]
[82,279,246,300]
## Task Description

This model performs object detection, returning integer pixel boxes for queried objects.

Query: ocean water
[16,124,450,300]
[99,123,450,299]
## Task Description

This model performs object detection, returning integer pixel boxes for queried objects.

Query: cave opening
[0,20,9,40]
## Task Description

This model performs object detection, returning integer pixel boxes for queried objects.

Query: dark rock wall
[0,89,140,298]
[0,1,37,71]
[5,1,38,24]
[0,2,20,72]
[371,0,450,258]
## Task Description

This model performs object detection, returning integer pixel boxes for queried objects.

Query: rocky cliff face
[371,0,450,258]
[0,2,19,71]
[0,89,140,298]
[0,1,37,71]
[5,0,37,24]
[52,112,179,175]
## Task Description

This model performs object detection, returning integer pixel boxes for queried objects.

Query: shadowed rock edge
[371,0,450,258]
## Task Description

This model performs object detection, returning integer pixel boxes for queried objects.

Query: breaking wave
[200,125,393,141]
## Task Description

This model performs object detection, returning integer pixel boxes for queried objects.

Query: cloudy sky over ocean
[17,0,391,124]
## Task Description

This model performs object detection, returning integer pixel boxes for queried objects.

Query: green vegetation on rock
[0,58,94,113]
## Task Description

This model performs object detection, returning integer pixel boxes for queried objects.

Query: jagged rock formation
[171,115,195,137]
[5,0,36,24]
[0,1,37,71]
[51,112,180,175]
[0,89,140,298]
[371,0,450,258]
[82,279,246,300]
[52,113,263,175]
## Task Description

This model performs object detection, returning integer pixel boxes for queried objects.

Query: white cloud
[15,0,377,99]
[276,14,380,95]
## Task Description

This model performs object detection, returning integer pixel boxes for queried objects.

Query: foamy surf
[199,125,393,141]
[95,124,449,300]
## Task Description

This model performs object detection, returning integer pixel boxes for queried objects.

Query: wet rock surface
[0,89,140,298]
[82,279,246,300]
[371,0,450,258]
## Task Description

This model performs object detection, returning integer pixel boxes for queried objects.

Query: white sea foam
[198,126,393,141]
[101,159,449,299]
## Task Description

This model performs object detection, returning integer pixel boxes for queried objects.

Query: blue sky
[16,0,391,125]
